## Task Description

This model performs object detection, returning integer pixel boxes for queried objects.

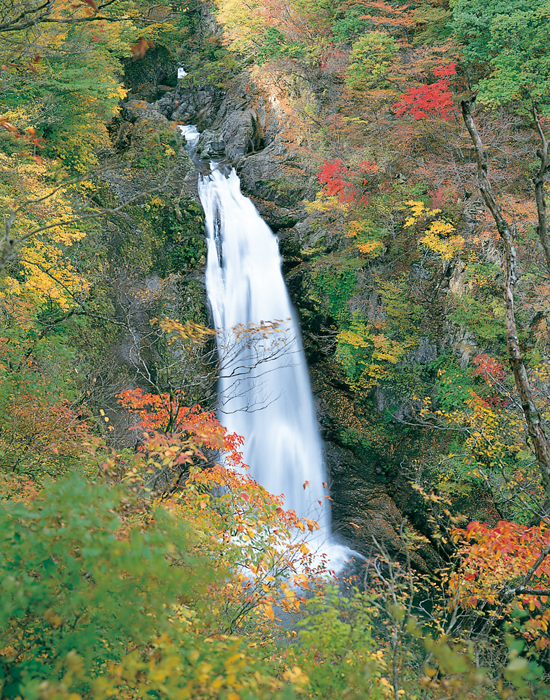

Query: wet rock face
[191,89,272,167]
[220,108,262,160]
[196,129,226,159]
[156,83,226,129]
[239,138,286,201]
[317,386,443,573]
[154,77,309,204]
[214,87,281,149]
[248,197,298,232]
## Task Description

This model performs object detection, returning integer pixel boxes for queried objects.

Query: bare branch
[0,0,129,33]
[500,541,550,601]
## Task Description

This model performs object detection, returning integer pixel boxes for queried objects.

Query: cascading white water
[199,168,329,529]
[181,125,352,566]
[180,124,200,153]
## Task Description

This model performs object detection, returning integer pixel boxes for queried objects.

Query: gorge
[2,0,550,696]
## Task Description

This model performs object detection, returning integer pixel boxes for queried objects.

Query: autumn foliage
[117,388,244,467]
[318,159,377,204]
[114,386,327,631]
[450,521,550,649]
[393,63,457,120]
[4,0,550,695]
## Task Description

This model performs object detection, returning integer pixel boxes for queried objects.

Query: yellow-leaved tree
[404,200,465,261]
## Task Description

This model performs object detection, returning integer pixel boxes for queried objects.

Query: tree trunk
[461,97,550,505]
[532,104,550,276]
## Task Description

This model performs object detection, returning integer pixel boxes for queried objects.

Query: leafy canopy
[452,0,550,108]
[345,31,399,90]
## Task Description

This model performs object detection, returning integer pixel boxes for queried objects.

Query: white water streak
[199,168,329,526]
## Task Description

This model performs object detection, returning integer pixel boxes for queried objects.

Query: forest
[2,0,550,698]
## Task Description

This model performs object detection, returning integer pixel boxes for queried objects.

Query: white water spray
[181,126,353,566]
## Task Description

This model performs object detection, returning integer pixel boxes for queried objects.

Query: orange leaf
[2,122,19,134]
[130,37,153,59]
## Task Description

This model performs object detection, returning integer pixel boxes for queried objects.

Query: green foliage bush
[433,357,476,412]
[257,28,306,65]
[0,476,298,700]
[287,586,386,700]
[331,10,371,43]
[161,198,206,272]
[0,476,205,698]
[345,32,399,90]
[450,294,506,342]
[309,259,359,324]
[452,0,550,109]
[131,126,181,171]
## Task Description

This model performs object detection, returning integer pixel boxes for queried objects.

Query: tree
[462,102,550,460]
[0,1,187,38]
[345,30,399,90]
[452,0,550,109]
[450,519,550,649]
[393,62,457,121]
[453,0,550,271]
[0,474,310,699]
[0,0,197,268]
[0,0,204,500]
[457,3,550,506]
[98,390,329,638]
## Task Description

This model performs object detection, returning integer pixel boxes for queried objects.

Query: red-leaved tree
[393,62,457,120]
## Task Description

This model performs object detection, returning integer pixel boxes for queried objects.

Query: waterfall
[180,124,200,153]
[181,126,352,566]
